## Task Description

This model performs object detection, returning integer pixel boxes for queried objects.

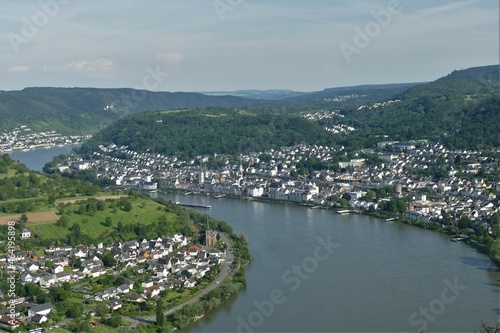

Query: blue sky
[1,0,498,92]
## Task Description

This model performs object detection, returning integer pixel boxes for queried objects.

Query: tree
[181,270,192,278]
[458,215,473,230]
[122,200,133,212]
[101,250,116,268]
[67,318,91,332]
[95,303,108,317]
[156,297,166,328]
[102,217,113,227]
[104,312,123,328]
[96,200,106,211]
[57,215,69,227]
[239,232,248,246]
[363,190,376,202]
[19,213,28,223]
[66,302,84,318]
[491,212,500,226]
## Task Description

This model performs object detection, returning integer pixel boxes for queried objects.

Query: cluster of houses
[0,232,225,329]
[301,110,355,134]
[357,99,401,110]
[0,126,91,153]
[323,93,366,102]
[0,301,55,328]
[52,140,500,232]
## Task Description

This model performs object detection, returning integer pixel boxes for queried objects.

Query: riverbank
[161,188,500,269]
[363,210,500,268]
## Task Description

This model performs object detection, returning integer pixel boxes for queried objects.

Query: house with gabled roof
[28,302,54,317]
[39,273,57,288]
[125,293,144,303]
[30,313,48,324]
[117,284,130,294]
[56,271,71,283]
[27,263,40,272]
[21,272,40,283]
[90,266,106,278]
[143,285,161,298]
[108,299,124,311]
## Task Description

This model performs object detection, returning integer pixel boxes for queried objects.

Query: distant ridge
[438,64,499,81]
[0,87,264,134]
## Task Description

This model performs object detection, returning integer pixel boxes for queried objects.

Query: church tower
[205,218,217,247]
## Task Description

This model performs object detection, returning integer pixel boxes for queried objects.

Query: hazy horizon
[2,1,498,92]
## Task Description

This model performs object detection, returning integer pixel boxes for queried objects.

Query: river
[158,193,500,333]
[7,145,80,172]
[9,147,500,332]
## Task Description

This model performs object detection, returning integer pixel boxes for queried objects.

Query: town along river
[156,193,500,333]
[9,148,500,332]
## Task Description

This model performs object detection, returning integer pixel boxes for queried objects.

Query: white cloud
[408,0,481,20]
[53,58,116,74]
[156,52,185,65]
[8,65,29,73]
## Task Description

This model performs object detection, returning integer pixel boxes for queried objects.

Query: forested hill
[0,87,264,135]
[336,65,500,149]
[79,110,336,159]
[80,65,500,157]
[289,82,422,103]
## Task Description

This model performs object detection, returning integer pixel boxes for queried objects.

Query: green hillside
[0,154,104,215]
[0,87,264,135]
[80,109,337,158]
[332,65,500,149]
[80,65,500,155]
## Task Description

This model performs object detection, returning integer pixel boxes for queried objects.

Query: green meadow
[28,197,183,243]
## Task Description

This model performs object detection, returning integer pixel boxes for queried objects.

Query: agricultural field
[27,196,187,244]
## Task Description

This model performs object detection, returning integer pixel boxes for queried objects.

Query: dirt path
[0,195,126,225]
[56,194,125,204]
[0,211,58,225]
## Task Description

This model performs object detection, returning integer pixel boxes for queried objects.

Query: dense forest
[79,109,337,159]
[312,65,500,150]
[0,83,424,135]
[0,87,265,135]
[78,65,500,157]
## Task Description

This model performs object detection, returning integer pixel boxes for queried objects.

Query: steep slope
[80,109,336,159]
[338,65,500,148]
[0,87,264,134]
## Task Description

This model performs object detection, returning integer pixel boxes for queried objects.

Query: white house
[30,314,48,324]
[28,302,54,317]
[51,265,64,274]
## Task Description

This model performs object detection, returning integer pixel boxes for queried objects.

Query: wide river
[9,147,500,332]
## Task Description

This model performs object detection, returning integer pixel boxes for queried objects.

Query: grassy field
[0,168,19,179]
[28,197,180,242]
